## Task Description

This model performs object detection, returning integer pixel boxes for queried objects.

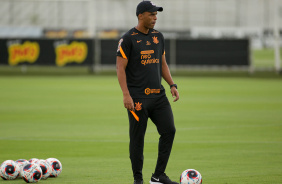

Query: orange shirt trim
[120,47,127,60]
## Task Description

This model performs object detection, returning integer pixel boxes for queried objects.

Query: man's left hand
[171,87,179,102]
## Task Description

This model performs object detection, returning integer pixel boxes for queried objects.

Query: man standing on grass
[116,1,179,184]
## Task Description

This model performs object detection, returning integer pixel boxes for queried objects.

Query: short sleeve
[160,32,165,55]
[116,35,131,60]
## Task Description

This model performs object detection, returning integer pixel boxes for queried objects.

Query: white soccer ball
[38,160,51,179]
[22,163,42,183]
[180,169,202,184]
[46,158,62,177]
[0,160,20,180]
[15,159,29,178]
[29,158,40,165]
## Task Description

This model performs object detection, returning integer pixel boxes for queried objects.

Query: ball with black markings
[0,160,20,180]
[46,158,62,177]
[180,169,202,184]
[21,163,42,183]
[38,160,51,179]
[15,159,29,178]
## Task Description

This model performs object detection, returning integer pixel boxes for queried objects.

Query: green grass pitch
[0,75,282,184]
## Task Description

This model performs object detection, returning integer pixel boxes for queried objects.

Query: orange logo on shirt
[146,41,151,45]
[145,88,151,95]
[141,50,154,54]
[140,50,159,66]
[145,88,160,95]
[137,40,142,43]
[135,102,142,111]
[152,36,159,44]
[131,32,138,35]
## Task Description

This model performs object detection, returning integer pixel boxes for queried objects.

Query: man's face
[140,11,158,29]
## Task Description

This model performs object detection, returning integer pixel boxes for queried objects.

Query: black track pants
[127,95,176,181]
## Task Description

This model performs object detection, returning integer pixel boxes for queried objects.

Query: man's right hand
[123,94,134,111]
[116,56,134,111]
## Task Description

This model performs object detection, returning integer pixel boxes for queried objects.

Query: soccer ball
[0,160,20,180]
[29,158,40,164]
[180,169,202,184]
[15,159,29,178]
[46,158,62,177]
[22,163,42,183]
[38,160,51,179]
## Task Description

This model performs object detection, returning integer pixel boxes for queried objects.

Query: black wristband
[170,84,177,89]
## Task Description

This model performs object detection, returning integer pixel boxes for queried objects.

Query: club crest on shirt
[152,36,159,44]
[117,38,123,52]
[135,102,142,111]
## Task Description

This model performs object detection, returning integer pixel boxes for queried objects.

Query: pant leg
[149,95,176,176]
[128,99,149,181]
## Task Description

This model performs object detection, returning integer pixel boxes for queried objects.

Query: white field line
[111,123,282,135]
[0,124,281,144]
[0,137,281,144]
[176,123,282,131]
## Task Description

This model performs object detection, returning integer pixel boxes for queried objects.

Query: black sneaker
[134,180,144,184]
[149,173,179,184]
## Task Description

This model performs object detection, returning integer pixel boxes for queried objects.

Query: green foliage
[0,76,282,183]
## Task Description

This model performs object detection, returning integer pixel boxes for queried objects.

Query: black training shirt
[117,27,166,98]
